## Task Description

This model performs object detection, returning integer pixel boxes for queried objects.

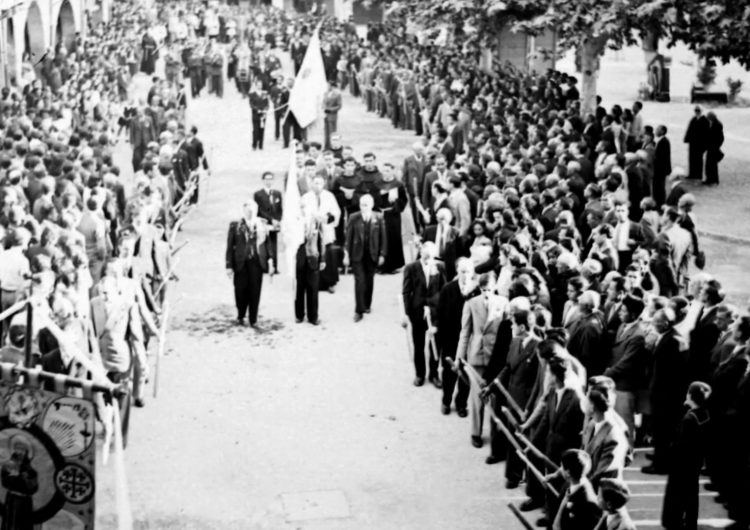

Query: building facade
[0,0,100,87]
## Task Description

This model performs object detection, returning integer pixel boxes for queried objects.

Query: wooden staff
[152,301,170,399]
[499,406,561,472]
[154,257,181,297]
[424,310,439,362]
[397,294,414,364]
[459,359,558,499]
[112,403,134,530]
[508,503,536,530]
[491,376,527,421]
[445,356,469,385]
[0,298,28,323]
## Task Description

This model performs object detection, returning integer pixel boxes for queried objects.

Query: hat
[599,478,630,509]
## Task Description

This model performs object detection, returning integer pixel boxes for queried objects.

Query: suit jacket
[129,116,157,147]
[402,261,445,319]
[688,305,720,381]
[437,279,479,358]
[582,415,630,488]
[538,387,585,461]
[568,313,607,377]
[421,169,454,208]
[185,136,208,170]
[654,136,671,180]
[254,188,283,223]
[556,481,603,530]
[684,115,709,149]
[402,155,426,201]
[649,328,689,415]
[499,335,540,409]
[225,218,269,273]
[456,294,504,367]
[604,321,647,392]
[345,211,386,263]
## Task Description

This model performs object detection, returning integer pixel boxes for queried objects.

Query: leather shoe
[641,465,667,475]
[413,377,425,387]
[310,319,321,326]
[456,408,468,418]
[237,317,245,325]
[354,313,363,322]
[535,517,549,527]
[645,453,655,461]
[471,435,483,448]
[429,376,443,389]
[441,404,450,415]
[134,398,145,408]
[519,499,543,512]
[505,479,519,489]
[364,308,371,314]
[485,455,501,465]
[295,318,303,324]
[327,287,336,294]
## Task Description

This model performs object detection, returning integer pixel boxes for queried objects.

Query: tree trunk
[579,37,604,117]
[642,29,658,79]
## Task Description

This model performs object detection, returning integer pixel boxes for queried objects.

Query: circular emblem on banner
[55,463,94,504]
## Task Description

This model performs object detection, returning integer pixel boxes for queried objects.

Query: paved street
[94,56,743,528]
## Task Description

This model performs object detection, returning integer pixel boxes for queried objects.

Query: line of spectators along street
[277,11,746,530]
[0,0,206,437]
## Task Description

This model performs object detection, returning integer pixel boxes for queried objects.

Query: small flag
[281,146,304,278]
[287,26,328,129]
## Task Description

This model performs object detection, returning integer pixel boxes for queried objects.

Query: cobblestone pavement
[95,57,740,529]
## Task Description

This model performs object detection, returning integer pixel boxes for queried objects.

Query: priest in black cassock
[374,162,407,273]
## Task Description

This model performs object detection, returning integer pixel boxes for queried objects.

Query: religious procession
[0,0,749,528]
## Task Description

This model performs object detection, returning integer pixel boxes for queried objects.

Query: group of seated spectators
[282,9,750,530]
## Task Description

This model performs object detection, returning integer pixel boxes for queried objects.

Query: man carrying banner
[287,25,328,139]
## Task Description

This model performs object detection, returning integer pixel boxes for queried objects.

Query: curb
[698,229,750,246]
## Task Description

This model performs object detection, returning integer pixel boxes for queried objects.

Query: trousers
[352,258,376,315]
[233,259,264,324]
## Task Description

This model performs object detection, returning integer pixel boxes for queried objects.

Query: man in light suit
[254,171,283,273]
[345,194,386,322]
[225,200,271,327]
[402,242,446,387]
[456,271,507,448]
[77,197,110,284]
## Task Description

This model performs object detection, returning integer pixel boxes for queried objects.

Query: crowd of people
[0,0,210,449]
[246,8,746,530]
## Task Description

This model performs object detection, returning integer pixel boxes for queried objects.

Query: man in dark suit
[129,108,157,171]
[345,194,386,322]
[495,309,540,485]
[437,257,478,416]
[402,242,446,387]
[254,171,283,273]
[567,291,607,377]
[171,134,192,206]
[422,207,462,280]
[611,200,645,273]
[704,111,724,186]
[184,125,209,204]
[653,124,671,206]
[225,200,270,327]
[603,295,647,445]
[684,105,709,180]
[555,450,602,530]
[420,154,453,214]
[643,308,689,474]
[402,141,427,232]
[688,279,723,382]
